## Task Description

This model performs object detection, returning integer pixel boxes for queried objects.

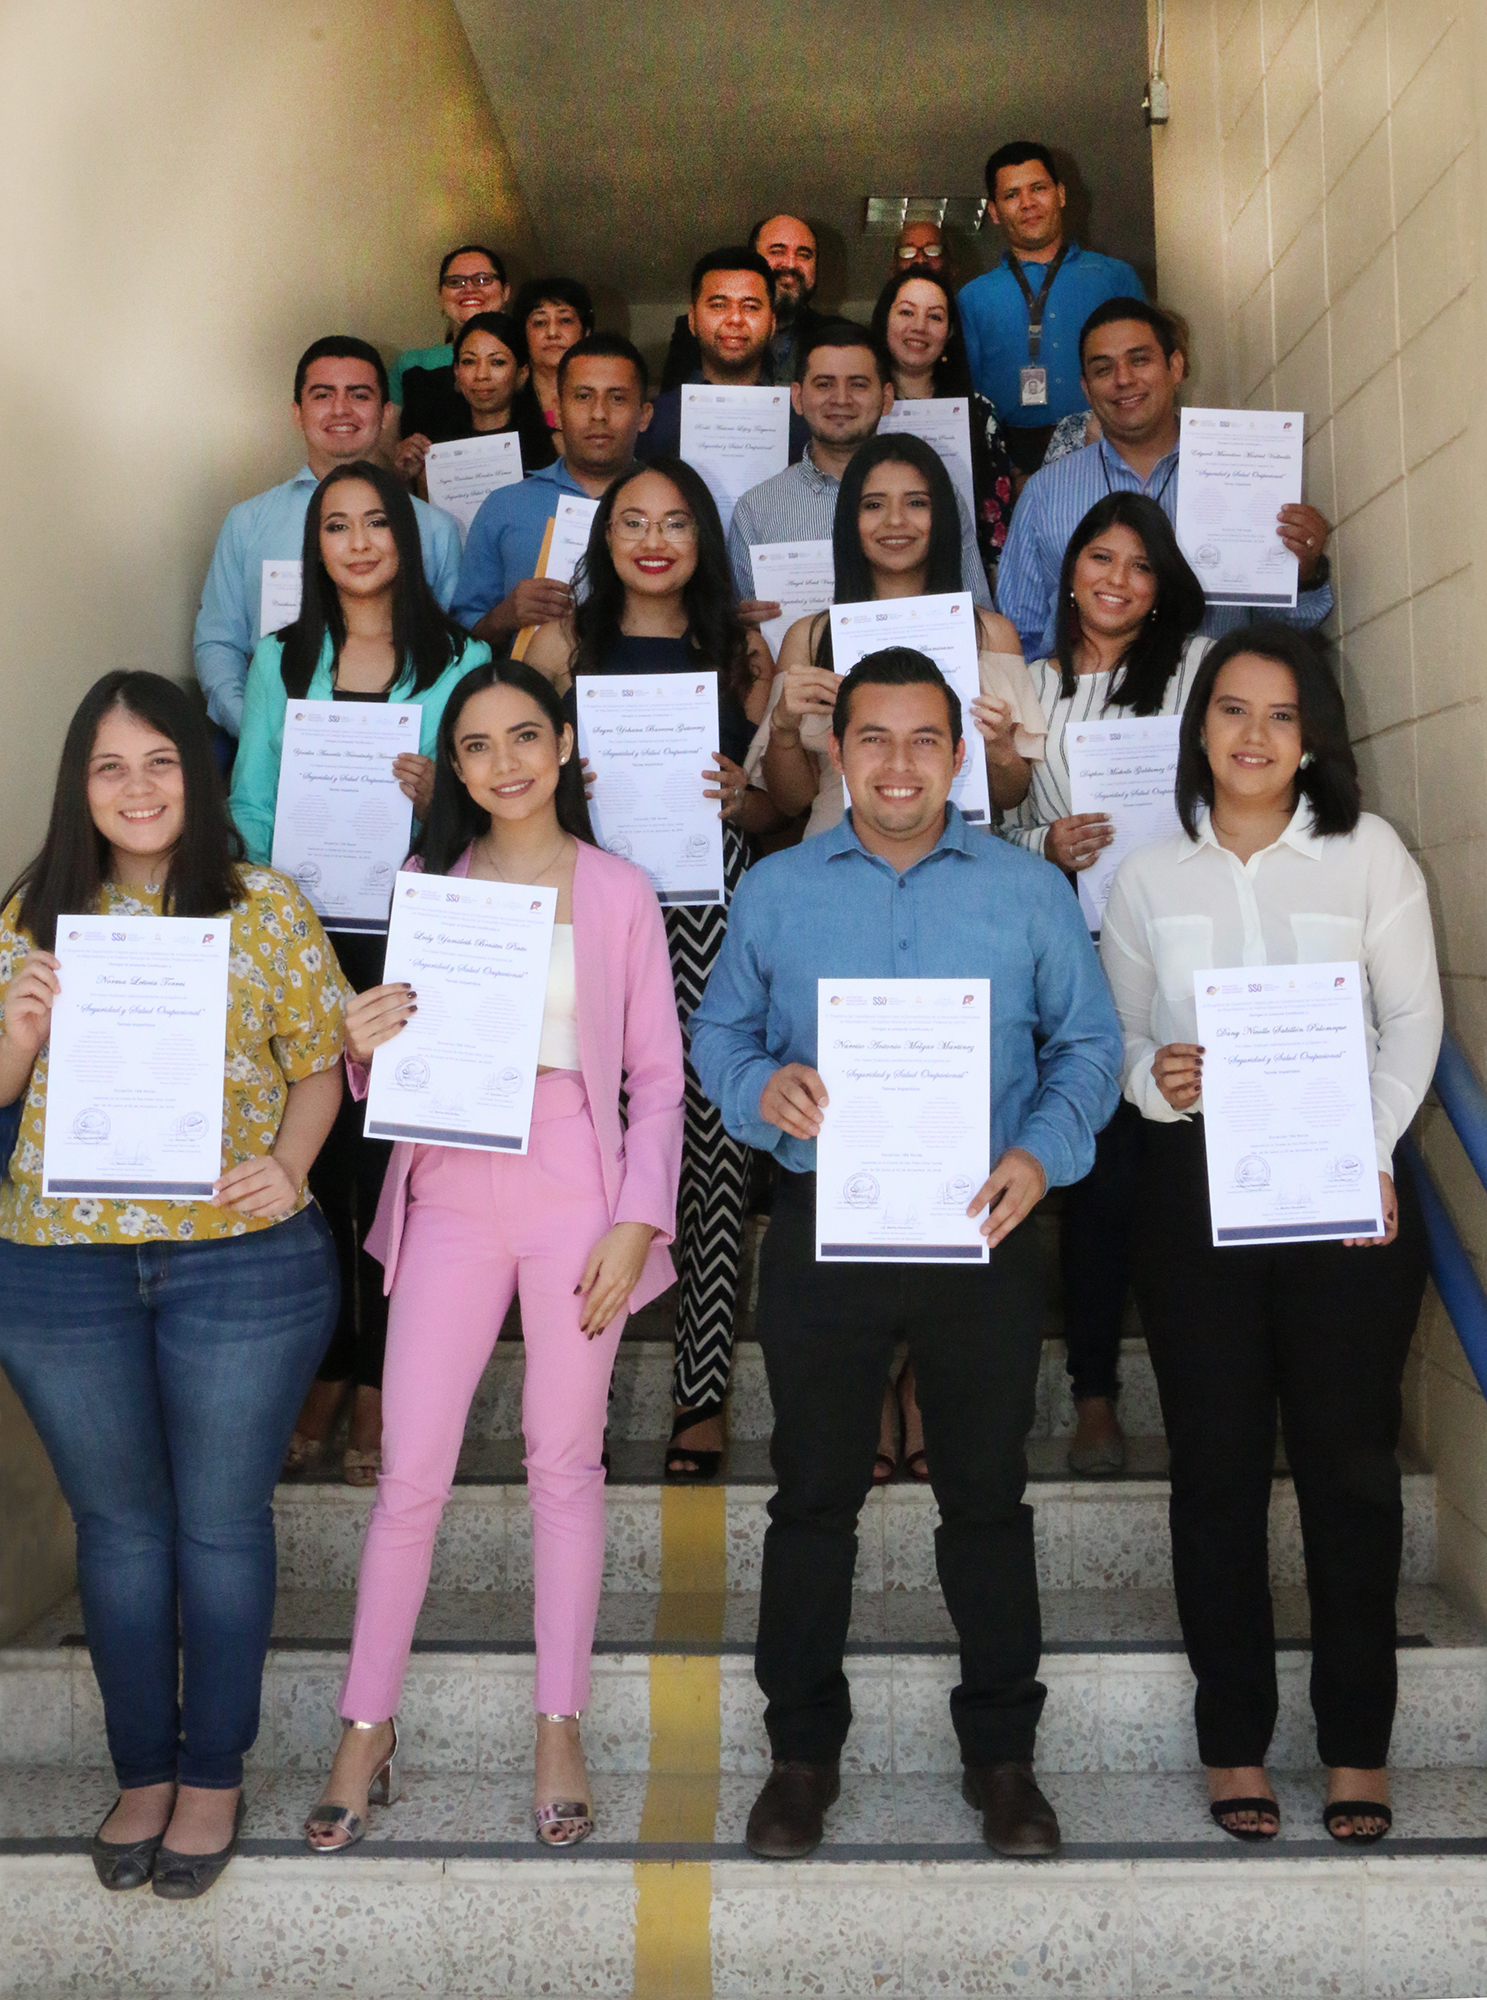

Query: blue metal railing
[1403,1027,1487,1392]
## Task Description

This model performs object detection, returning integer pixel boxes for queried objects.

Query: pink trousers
[339,1071,626,1720]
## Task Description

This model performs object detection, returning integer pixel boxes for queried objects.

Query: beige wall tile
[1400,293,1472,471]
[1352,712,1418,842]
[1341,595,1413,734]
[1222,0,1267,130]
[1266,3,1322,157]
[1273,203,1329,352]
[1407,432,1474,594]
[1234,272,1277,393]
[1417,695,1487,846]
[1329,240,1397,405]
[1227,184,1274,312]
[1224,82,1270,223]
[1246,372,1279,409]
[1264,0,1315,62]
[1268,99,1326,253]
[1386,0,1458,102]
[1391,21,1472,220]
[1436,1498,1487,1624]
[1419,837,1487,977]
[1332,356,1403,518]
[1273,308,1332,422]
[1303,415,1338,521]
[1218,0,1253,50]
[1325,122,1394,293]
[1442,973,1487,1085]
[1396,151,1478,345]
[1335,474,1410,624]
[1321,1,1389,188]
[1422,1365,1487,1538]
[1411,567,1476,712]
[1318,0,1383,76]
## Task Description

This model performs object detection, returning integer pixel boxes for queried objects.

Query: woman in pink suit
[302,659,683,1851]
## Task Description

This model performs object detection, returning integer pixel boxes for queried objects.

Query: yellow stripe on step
[632,1484,728,1995]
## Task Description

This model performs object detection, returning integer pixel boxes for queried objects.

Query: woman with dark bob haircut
[527,456,779,1477]
[1004,491,1208,1479]
[1100,622,1442,1846]
[511,275,597,452]
[0,671,345,1897]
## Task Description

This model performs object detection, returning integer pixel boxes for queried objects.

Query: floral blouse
[0,868,349,1247]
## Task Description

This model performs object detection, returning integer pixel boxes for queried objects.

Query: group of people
[0,136,1442,1901]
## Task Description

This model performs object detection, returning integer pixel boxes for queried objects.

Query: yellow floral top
[0,868,349,1247]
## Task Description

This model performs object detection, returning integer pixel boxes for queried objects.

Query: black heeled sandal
[1323,1798,1392,1844]
[1209,1795,1281,1842]
[665,1403,724,1480]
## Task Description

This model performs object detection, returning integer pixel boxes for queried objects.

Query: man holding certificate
[692,649,1121,1860]
[1101,625,1441,1848]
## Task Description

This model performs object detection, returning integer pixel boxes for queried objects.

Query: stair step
[3,1770,1487,1998]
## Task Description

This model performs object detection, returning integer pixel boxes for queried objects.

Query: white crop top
[537,924,581,1071]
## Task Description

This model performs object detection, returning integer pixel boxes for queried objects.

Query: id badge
[1019,366,1048,407]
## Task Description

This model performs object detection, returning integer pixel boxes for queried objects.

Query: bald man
[892,219,954,281]
[661,212,821,390]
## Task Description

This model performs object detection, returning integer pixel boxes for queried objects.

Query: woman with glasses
[391,245,511,477]
[527,457,780,1479]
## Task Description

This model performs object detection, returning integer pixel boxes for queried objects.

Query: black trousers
[754,1172,1046,1767]
[1059,1098,1144,1403]
[1133,1119,1428,1770]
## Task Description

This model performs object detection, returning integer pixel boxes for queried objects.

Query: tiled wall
[1199,0,1487,1607]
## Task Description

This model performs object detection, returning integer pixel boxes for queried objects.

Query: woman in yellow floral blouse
[0,672,346,1901]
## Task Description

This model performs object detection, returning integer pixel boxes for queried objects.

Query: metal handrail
[1403,1027,1487,1393]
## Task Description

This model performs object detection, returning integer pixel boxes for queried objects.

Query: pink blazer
[352,841,685,1307]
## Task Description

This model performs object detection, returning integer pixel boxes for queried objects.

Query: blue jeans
[0,1206,336,1788]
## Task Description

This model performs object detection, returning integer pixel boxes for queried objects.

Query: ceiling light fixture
[863,195,988,234]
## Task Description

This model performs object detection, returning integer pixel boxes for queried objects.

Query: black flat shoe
[1209,1795,1281,1842]
[664,1407,723,1480]
[90,1800,166,1892]
[152,1794,245,1900]
[1323,1798,1392,1845]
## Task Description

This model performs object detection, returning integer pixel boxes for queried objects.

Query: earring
[560,755,570,765]
[1299,750,1313,769]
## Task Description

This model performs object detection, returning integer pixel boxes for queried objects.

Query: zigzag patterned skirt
[664,820,751,1414]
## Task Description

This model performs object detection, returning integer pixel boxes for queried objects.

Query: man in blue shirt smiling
[691,649,1120,1862]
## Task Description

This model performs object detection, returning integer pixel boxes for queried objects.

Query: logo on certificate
[395,1057,430,1091]
[1235,1153,1271,1190]
[174,1112,207,1141]
[73,1107,110,1144]
[490,1067,523,1098]
[843,1173,880,1209]
[297,862,322,892]
[604,834,634,859]
[1328,1154,1364,1186]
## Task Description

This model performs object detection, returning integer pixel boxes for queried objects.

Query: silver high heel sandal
[303,1718,401,1854]
[534,1712,594,1849]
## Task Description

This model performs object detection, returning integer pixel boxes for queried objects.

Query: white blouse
[1099,805,1442,1171]
[537,923,581,1072]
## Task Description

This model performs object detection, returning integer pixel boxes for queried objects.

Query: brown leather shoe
[745,1760,841,1859]
[962,1762,1061,1858]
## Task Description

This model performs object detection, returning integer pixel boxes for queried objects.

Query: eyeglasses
[895,245,944,264]
[441,270,502,290]
[610,512,698,543]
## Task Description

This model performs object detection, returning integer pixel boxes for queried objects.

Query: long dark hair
[1175,622,1361,839]
[813,434,964,671]
[569,456,753,703]
[277,461,469,699]
[1052,493,1206,710]
[450,312,554,471]
[416,660,596,872]
[8,673,244,949]
[870,269,975,398]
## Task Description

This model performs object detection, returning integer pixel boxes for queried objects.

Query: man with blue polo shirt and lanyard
[958,142,1144,477]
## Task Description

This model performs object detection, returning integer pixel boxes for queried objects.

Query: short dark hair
[293,336,389,405]
[555,331,649,400]
[1175,623,1361,839]
[438,243,507,286]
[985,142,1061,200]
[511,275,596,337]
[831,647,963,746]
[689,246,776,305]
[795,317,892,387]
[1079,298,1178,369]
[1053,494,1206,709]
[452,310,528,369]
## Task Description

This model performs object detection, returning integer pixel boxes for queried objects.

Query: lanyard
[1003,243,1070,363]
[1101,441,1179,506]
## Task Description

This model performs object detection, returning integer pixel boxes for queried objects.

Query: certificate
[1193,961,1385,1245]
[575,672,725,905]
[1066,714,1182,933]
[365,871,556,1152]
[43,916,230,1199]
[749,539,835,659]
[270,701,419,932]
[878,397,976,518]
[544,492,602,588]
[260,559,302,638]
[1176,407,1304,607]
[679,384,791,536]
[815,978,991,1263]
[829,593,991,824]
[424,432,523,541]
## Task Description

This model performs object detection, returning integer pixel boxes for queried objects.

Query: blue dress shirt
[995,437,1336,658]
[957,243,1146,430]
[690,804,1121,1187]
[450,458,595,629]
[192,467,462,738]
[638,378,810,466]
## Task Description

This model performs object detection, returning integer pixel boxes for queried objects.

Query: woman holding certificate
[1002,493,1208,1477]
[302,659,683,1852]
[231,460,490,1487]
[526,458,776,1478]
[0,671,345,1897]
[1101,624,1442,1845]
[394,312,555,493]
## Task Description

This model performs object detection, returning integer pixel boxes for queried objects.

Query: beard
[772,277,816,327]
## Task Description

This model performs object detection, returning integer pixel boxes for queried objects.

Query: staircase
[4,1215,1487,1999]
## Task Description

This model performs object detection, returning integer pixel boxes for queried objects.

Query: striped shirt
[995,438,1334,658]
[1002,636,1211,856]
